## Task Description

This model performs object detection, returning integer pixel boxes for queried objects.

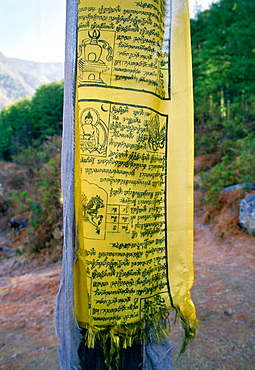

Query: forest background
[0,0,254,258]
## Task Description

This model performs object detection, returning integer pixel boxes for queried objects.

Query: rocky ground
[172,220,255,369]
[0,188,255,369]
[0,249,61,370]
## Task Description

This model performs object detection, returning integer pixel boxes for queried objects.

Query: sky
[0,0,214,63]
[0,0,66,63]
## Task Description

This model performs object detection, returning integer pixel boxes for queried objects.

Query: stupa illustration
[78,29,113,84]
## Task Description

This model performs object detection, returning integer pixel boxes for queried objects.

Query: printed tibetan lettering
[76,100,169,325]
[77,0,171,98]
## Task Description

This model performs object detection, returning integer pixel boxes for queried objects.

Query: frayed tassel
[78,298,198,369]
[174,308,198,356]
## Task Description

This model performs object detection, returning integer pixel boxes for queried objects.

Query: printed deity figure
[81,111,101,153]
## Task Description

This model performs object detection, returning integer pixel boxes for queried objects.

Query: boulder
[52,225,64,240]
[9,217,28,231]
[239,194,255,235]
[222,183,255,194]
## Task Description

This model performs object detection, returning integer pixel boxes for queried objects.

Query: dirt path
[1,198,255,369]
[0,258,61,370]
[172,219,255,369]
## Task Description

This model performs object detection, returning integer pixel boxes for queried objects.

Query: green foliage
[30,81,64,139]
[26,150,62,253]
[0,99,32,158]
[11,140,55,174]
[37,156,61,214]
[192,0,255,206]
[0,81,63,159]
[192,0,255,155]
[0,107,15,158]
[202,136,255,204]
[0,79,63,254]
[2,136,62,255]
[8,190,30,213]
[28,201,43,229]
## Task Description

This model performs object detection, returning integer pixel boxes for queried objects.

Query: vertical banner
[56,0,197,368]
[74,0,196,343]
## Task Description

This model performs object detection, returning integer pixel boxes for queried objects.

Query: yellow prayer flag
[73,0,197,353]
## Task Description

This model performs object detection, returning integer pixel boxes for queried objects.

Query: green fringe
[80,296,198,369]
[174,308,199,356]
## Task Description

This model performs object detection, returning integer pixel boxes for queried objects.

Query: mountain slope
[0,52,34,108]
[0,52,63,110]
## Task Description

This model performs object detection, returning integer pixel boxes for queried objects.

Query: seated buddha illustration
[80,108,108,155]
[78,29,113,84]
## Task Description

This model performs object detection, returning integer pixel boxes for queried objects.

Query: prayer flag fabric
[56,0,197,368]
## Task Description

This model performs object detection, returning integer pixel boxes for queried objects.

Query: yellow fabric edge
[166,0,197,327]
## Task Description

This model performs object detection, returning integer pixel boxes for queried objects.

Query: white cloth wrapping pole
[55,0,81,369]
